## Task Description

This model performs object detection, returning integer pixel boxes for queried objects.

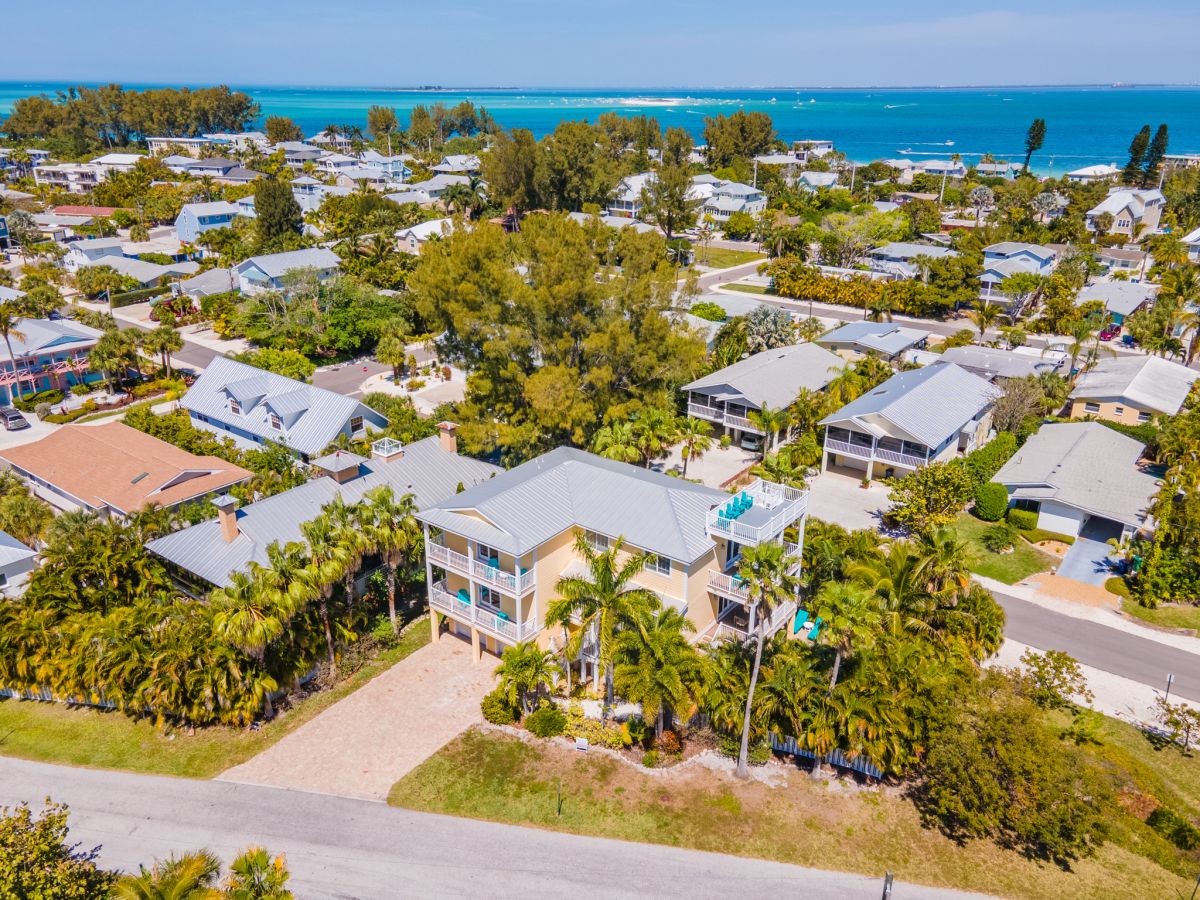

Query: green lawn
[692,247,766,269]
[0,619,430,778]
[722,282,771,295]
[389,727,1195,900]
[952,513,1058,584]
[1120,601,1200,634]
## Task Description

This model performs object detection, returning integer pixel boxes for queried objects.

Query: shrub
[407,378,426,391]
[689,301,728,322]
[480,688,518,726]
[1104,576,1131,598]
[717,733,770,765]
[34,402,51,419]
[564,702,631,749]
[525,704,567,738]
[655,729,682,755]
[642,749,660,768]
[70,383,93,397]
[1147,807,1200,850]
[981,523,1018,553]
[960,432,1017,488]
[13,389,63,412]
[625,715,648,748]
[1019,648,1093,709]
[1006,508,1037,531]
[719,434,732,449]
[1023,528,1075,546]
[973,482,1009,521]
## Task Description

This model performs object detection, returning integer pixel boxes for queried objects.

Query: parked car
[739,434,762,453]
[0,408,30,431]
[1099,325,1120,341]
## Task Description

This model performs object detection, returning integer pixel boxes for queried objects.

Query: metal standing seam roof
[936,346,1058,381]
[0,529,36,567]
[983,242,1057,261]
[817,321,930,357]
[1076,281,1158,317]
[0,318,102,362]
[1070,356,1199,416]
[178,200,242,218]
[992,422,1159,528]
[416,447,730,565]
[147,437,500,587]
[237,247,340,280]
[869,242,958,261]
[180,356,387,457]
[683,343,846,410]
[818,363,1000,447]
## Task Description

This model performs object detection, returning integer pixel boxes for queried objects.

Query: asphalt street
[992,587,1200,702]
[0,757,987,900]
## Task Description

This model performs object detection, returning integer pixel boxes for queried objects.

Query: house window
[1114,406,1124,416]
[1138,411,1151,423]
[476,543,499,563]
[1084,402,1100,414]
[584,530,609,552]
[645,555,671,577]
[477,585,501,610]
[228,398,241,415]
[269,413,282,431]
[350,415,364,434]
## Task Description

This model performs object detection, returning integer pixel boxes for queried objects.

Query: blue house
[0,315,105,405]
[235,248,341,295]
[174,201,243,244]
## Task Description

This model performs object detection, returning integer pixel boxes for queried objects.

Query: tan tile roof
[0,422,252,515]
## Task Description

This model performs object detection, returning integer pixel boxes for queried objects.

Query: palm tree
[545,534,660,719]
[967,299,1005,343]
[676,416,714,477]
[814,581,880,691]
[631,406,680,468]
[212,568,284,719]
[614,606,701,739]
[590,421,640,464]
[733,541,800,779]
[0,303,27,400]
[326,494,372,613]
[375,326,411,383]
[793,316,824,343]
[747,404,789,455]
[112,850,222,899]
[361,485,420,633]
[224,847,293,899]
[297,513,351,680]
[142,322,183,376]
[495,640,558,714]
[751,447,807,489]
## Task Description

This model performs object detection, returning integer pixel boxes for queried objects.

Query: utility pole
[849,163,857,193]
[939,171,948,205]
[1165,673,1175,704]
[753,158,758,189]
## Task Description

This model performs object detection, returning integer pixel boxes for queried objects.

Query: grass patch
[0,617,430,778]
[389,727,1194,900]
[722,282,771,295]
[693,247,766,269]
[1120,601,1200,634]
[953,513,1058,584]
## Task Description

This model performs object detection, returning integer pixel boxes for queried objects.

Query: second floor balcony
[687,395,765,435]
[429,580,541,644]
[824,427,930,470]
[428,539,535,596]
[705,479,807,546]
[706,541,802,602]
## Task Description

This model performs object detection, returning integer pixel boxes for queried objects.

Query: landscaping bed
[952,513,1059,584]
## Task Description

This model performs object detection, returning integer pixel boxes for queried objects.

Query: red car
[1099,325,1120,341]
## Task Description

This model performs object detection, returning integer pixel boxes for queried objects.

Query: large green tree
[253,178,303,250]
[1022,118,1046,172]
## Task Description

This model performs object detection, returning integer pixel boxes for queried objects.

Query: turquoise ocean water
[1,83,1198,174]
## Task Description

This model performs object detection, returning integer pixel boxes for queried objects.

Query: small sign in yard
[575,737,589,752]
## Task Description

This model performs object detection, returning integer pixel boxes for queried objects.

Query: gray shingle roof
[148,437,500,587]
[238,248,340,279]
[1070,356,1198,416]
[992,422,1159,528]
[180,357,386,457]
[684,343,845,410]
[818,363,999,446]
[417,447,728,565]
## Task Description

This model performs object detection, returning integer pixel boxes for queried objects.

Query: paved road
[312,358,388,397]
[992,588,1200,701]
[0,758,985,900]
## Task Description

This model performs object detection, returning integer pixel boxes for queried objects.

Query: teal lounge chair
[455,588,471,605]
[792,609,809,634]
[807,616,823,641]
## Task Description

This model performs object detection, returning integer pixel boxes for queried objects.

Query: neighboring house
[992,422,1157,541]
[146,136,218,156]
[692,177,767,222]
[0,530,37,596]
[148,430,499,589]
[275,141,326,168]
[1075,280,1157,325]
[89,255,199,288]
[682,343,846,449]
[317,153,360,174]
[34,163,105,191]
[818,363,999,479]
[975,161,1021,179]
[234,247,341,295]
[978,242,1057,300]
[359,150,411,180]
[416,446,810,662]
[816,321,931,360]
[0,422,251,518]
[566,212,657,233]
[176,267,238,300]
[1098,247,1149,274]
[63,237,124,271]
[309,131,354,153]
[431,154,481,174]
[1066,163,1121,184]
[396,218,454,253]
[796,171,840,191]
[334,166,393,189]
[935,345,1062,382]
[0,317,104,404]
[866,241,957,278]
[174,201,243,243]
[914,159,967,178]
[1086,188,1165,236]
[1183,226,1200,263]
[180,356,388,460]
[405,173,470,202]
[607,172,654,218]
[1069,356,1198,424]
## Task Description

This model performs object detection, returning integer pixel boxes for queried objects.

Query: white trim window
[228,397,241,415]
[1084,402,1101,414]
[269,412,283,431]
[645,554,671,577]
[584,529,609,552]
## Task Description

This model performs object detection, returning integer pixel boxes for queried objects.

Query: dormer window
[270,412,283,431]
[350,415,364,434]
[228,398,241,415]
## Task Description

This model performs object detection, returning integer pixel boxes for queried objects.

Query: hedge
[13,388,64,412]
[111,285,170,308]
[1022,528,1076,546]
[959,432,1017,489]
[973,482,1009,521]
[1006,508,1037,531]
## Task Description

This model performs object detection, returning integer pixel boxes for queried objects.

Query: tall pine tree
[1143,124,1170,187]
[1022,118,1047,172]
[1123,125,1151,184]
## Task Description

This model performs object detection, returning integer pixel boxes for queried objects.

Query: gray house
[683,343,846,450]
[818,363,999,479]
[816,321,930,361]
[180,356,388,460]
[235,247,340,295]
[0,529,37,595]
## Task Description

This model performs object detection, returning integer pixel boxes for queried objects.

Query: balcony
[698,598,799,644]
[429,581,541,643]
[707,544,802,602]
[705,478,808,546]
[687,402,765,435]
[428,540,535,595]
[825,437,927,470]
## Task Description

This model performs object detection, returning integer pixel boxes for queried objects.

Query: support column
[471,627,482,662]
[429,610,440,643]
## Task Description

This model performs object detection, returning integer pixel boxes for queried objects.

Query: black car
[0,408,30,431]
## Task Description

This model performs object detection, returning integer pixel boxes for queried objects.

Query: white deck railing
[688,402,723,422]
[429,581,541,642]
[874,446,927,468]
[706,478,808,545]
[428,541,536,595]
[826,438,926,469]
[697,599,799,644]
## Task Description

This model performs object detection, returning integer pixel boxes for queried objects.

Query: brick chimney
[437,421,458,454]
[213,494,240,543]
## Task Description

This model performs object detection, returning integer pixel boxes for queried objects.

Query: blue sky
[2,1,1196,87]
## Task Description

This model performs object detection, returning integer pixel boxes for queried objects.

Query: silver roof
[1076,280,1158,317]
[180,357,387,456]
[237,247,340,279]
[0,317,102,362]
[937,346,1059,381]
[819,363,999,446]
[1070,355,1198,416]
[684,343,845,410]
[417,447,728,565]
[992,422,1158,528]
[0,529,36,567]
[148,436,499,587]
[816,321,930,357]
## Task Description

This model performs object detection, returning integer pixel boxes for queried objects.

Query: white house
[1086,188,1165,237]
[978,242,1057,300]
[396,218,454,253]
[1066,163,1120,184]
[431,154,481,174]
[866,241,957,278]
[235,248,341,295]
